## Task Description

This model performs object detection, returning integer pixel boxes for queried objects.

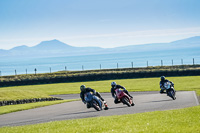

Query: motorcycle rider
[159,76,174,93]
[80,85,108,109]
[110,81,133,104]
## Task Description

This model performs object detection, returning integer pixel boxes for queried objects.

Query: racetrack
[0,91,199,127]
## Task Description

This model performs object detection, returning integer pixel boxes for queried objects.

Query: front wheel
[168,90,176,100]
[92,99,101,111]
[122,97,131,107]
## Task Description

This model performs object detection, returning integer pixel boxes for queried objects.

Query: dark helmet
[111,82,117,88]
[80,85,86,91]
[161,76,165,81]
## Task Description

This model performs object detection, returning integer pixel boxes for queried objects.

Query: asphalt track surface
[0,91,199,127]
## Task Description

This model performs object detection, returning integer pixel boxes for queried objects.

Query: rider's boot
[103,101,109,110]
[86,103,91,109]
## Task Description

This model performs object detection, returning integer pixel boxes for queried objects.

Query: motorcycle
[115,88,134,107]
[84,92,108,111]
[163,82,176,100]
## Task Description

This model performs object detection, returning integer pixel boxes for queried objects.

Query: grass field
[1,76,200,101]
[0,105,199,133]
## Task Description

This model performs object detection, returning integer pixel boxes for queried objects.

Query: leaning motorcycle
[115,88,134,107]
[84,92,108,111]
[163,82,176,100]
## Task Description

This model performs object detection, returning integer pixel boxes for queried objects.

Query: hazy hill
[0,36,200,58]
[1,39,104,57]
[32,39,75,50]
[112,36,200,53]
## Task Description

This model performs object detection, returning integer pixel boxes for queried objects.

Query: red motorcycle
[115,88,135,107]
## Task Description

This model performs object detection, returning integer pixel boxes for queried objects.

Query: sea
[0,48,200,76]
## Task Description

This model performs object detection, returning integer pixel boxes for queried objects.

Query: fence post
[65,66,67,71]
[100,64,101,69]
[117,63,118,69]
[50,67,51,73]
[0,71,1,76]
[172,59,173,66]
[181,59,183,65]
[26,69,27,75]
[34,68,37,75]
[193,58,195,65]
[131,62,133,68]
[15,69,17,75]
[147,61,148,67]
[82,65,84,71]
[161,60,163,66]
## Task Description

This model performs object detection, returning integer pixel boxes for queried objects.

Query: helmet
[161,76,165,81]
[111,82,117,87]
[80,85,86,91]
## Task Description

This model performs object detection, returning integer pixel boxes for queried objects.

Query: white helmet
[111,82,117,86]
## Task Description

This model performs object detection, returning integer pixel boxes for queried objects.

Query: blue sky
[0,0,200,49]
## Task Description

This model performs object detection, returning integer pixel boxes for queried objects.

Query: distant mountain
[0,36,200,58]
[112,36,200,53]
[10,45,30,51]
[0,39,104,57]
[171,36,200,44]
[32,39,74,50]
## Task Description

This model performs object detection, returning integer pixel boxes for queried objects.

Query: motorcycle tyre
[93,99,101,111]
[122,97,131,107]
[168,90,176,100]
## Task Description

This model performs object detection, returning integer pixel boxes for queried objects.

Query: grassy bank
[0,105,199,133]
[1,76,200,101]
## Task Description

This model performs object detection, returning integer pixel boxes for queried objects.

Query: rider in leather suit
[110,82,133,104]
[80,85,107,108]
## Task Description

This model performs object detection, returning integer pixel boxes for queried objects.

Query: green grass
[1,76,200,101]
[0,105,199,133]
[0,90,50,101]
[0,99,79,115]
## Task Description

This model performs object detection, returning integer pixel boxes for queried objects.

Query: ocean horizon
[0,49,200,76]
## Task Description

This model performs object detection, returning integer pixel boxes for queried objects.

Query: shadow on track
[143,99,173,103]
[57,110,98,117]
[108,106,132,110]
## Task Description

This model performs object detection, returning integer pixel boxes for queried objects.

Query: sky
[0,0,200,50]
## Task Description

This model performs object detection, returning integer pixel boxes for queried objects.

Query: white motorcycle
[163,82,176,100]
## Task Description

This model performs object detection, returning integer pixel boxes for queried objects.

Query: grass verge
[0,105,199,133]
[0,99,79,115]
[1,76,200,101]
